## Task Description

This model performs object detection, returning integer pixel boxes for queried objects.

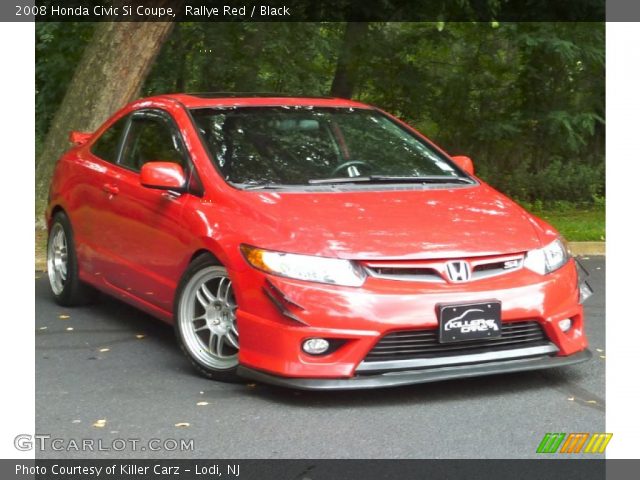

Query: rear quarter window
[90,116,128,163]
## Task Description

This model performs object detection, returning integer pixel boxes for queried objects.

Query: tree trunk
[330,22,369,99]
[35,20,175,219]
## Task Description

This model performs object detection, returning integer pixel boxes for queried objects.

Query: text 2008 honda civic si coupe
[46,94,592,389]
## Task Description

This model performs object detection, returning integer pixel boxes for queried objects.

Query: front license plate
[438,301,502,343]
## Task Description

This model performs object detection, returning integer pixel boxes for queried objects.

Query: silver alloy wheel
[178,266,239,370]
[47,223,68,295]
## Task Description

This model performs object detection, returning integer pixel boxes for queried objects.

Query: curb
[568,242,605,256]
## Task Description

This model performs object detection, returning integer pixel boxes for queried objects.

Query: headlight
[523,238,570,275]
[240,245,367,287]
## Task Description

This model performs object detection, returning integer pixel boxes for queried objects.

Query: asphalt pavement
[35,257,606,459]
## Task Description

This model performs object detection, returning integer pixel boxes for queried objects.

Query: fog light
[558,318,572,332]
[302,338,330,355]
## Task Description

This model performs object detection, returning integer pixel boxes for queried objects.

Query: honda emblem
[445,260,471,282]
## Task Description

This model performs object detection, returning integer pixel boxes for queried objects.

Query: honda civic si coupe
[46,94,592,389]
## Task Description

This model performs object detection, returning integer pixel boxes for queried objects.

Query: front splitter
[237,349,592,391]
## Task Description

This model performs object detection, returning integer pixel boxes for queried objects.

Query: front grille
[362,253,524,283]
[367,267,443,283]
[364,321,549,362]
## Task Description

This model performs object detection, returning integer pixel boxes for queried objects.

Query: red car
[46,94,592,389]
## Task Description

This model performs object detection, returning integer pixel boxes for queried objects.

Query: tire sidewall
[47,212,82,306]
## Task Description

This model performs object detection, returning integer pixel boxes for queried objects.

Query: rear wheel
[175,255,241,382]
[47,212,96,306]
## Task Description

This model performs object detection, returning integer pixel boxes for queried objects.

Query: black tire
[174,254,242,383]
[46,211,97,306]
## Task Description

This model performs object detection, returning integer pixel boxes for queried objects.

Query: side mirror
[450,155,475,175]
[69,131,92,146]
[140,162,186,191]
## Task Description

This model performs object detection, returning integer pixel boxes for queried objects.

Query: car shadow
[242,368,591,410]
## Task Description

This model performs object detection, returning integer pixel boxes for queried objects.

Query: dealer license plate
[438,301,502,343]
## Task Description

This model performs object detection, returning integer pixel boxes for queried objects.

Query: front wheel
[175,255,241,382]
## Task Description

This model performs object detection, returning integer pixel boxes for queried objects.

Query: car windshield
[190,106,469,188]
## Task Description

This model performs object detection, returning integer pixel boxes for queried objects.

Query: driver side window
[119,113,188,172]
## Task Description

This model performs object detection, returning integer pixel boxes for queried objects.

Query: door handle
[102,184,119,195]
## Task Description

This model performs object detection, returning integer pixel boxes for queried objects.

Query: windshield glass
[190,106,468,187]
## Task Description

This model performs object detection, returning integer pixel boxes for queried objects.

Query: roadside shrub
[479,157,604,205]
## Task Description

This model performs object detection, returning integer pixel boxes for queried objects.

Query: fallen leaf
[59,314,70,319]
[38,326,48,331]
[72,420,81,424]
[600,355,606,359]
[66,327,74,332]
[175,422,190,428]
[567,397,575,401]
[135,334,145,339]
[246,383,256,388]
[99,348,110,353]
[92,419,106,428]
[586,400,598,404]
[596,348,604,353]
[199,391,204,395]
[196,402,209,406]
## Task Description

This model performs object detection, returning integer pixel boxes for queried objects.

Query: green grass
[528,207,605,242]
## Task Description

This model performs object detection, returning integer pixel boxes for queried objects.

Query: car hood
[227,184,548,260]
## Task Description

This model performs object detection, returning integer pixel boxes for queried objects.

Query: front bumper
[238,348,592,390]
[232,258,589,385]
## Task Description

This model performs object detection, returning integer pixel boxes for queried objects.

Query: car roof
[151,92,373,109]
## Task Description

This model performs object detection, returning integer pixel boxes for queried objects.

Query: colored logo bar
[537,433,612,454]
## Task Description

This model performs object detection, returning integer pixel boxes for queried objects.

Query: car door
[72,114,131,279]
[101,109,201,312]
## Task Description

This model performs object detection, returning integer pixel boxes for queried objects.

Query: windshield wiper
[308,175,474,185]
[234,182,288,190]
